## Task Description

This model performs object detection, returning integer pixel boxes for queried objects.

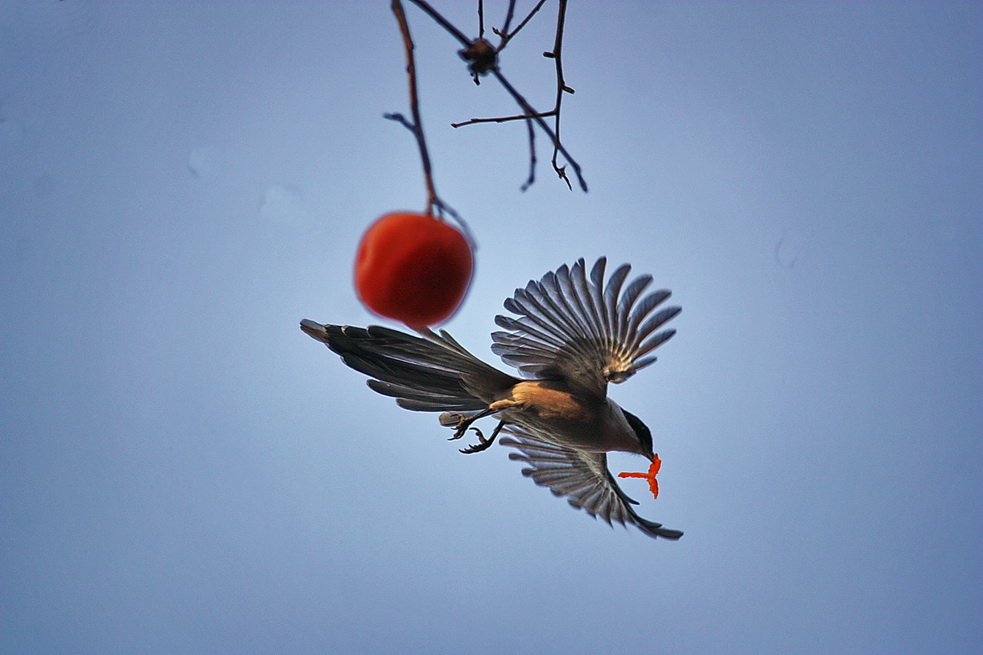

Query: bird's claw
[440,412,472,441]
[460,426,494,454]
[459,420,506,455]
[439,411,503,453]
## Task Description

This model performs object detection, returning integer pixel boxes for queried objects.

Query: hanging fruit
[354,212,473,328]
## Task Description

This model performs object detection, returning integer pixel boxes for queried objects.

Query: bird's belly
[501,408,638,453]
[498,387,637,453]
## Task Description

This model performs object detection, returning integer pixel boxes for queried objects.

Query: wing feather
[633,305,680,349]
[546,268,593,343]
[492,257,681,396]
[569,259,605,345]
[616,275,652,345]
[501,428,683,540]
[600,261,630,351]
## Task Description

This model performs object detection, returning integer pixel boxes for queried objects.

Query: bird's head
[622,408,655,460]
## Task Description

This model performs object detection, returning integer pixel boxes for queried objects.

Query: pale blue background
[1,2,981,653]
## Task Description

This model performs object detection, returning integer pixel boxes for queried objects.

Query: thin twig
[451,109,555,128]
[491,68,586,191]
[495,0,548,51]
[404,0,587,192]
[458,0,585,190]
[407,0,471,46]
[498,0,517,41]
[547,0,573,189]
[390,1,435,210]
[521,115,536,191]
[388,0,474,243]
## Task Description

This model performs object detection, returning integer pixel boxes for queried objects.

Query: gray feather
[491,258,681,397]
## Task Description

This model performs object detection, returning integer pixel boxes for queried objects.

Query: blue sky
[1,2,981,653]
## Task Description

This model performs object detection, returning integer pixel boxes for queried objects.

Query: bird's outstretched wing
[491,257,680,399]
[500,427,683,540]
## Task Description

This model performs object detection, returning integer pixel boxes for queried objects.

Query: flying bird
[301,257,683,540]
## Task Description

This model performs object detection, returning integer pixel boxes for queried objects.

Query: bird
[300,257,683,540]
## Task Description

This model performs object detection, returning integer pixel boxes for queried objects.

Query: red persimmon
[355,212,473,328]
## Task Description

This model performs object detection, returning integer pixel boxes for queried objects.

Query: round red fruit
[354,212,473,328]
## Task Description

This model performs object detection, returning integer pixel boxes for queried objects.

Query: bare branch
[403,0,587,192]
[498,0,517,40]
[451,109,555,128]
[520,116,536,192]
[455,0,586,191]
[547,0,573,187]
[389,0,473,242]
[491,68,586,191]
[390,1,435,210]
[382,112,414,131]
[496,0,548,51]
[406,0,471,47]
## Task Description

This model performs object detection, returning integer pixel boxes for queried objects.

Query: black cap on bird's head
[622,409,654,460]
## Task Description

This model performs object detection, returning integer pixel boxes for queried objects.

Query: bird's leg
[459,419,506,454]
[439,407,497,440]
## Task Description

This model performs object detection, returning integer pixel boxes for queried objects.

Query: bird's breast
[506,381,595,423]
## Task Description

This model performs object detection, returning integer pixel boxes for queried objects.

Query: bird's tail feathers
[300,320,516,412]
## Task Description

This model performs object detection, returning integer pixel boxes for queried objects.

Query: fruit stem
[389,0,475,249]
